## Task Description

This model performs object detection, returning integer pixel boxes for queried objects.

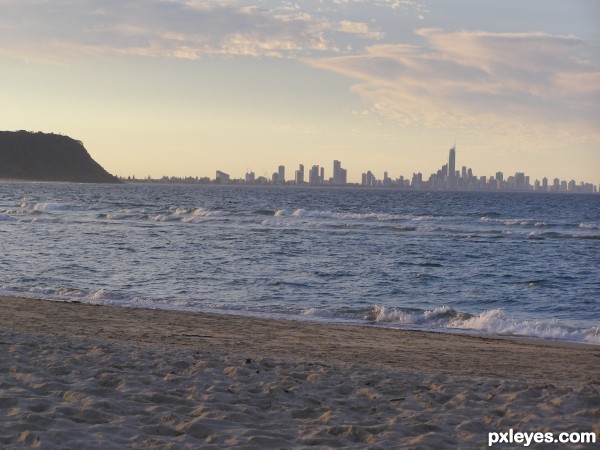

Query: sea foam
[363,305,600,344]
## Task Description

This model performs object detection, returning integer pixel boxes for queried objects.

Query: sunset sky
[1,0,599,184]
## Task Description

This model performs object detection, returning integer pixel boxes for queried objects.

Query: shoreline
[2,295,599,448]
[3,293,599,348]
[3,178,599,194]
[2,295,598,383]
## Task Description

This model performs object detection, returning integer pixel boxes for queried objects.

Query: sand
[1,296,598,449]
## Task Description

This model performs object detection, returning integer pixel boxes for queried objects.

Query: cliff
[0,131,120,183]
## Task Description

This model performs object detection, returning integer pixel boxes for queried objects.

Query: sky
[1,0,599,184]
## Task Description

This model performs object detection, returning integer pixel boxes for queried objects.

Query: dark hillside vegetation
[0,131,119,183]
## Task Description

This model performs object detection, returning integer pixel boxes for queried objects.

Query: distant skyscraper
[448,146,456,180]
[295,164,304,185]
[332,160,347,185]
[333,160,341,184]
[215,171,230,184]
[362,171,376,187]
[309,165,320,185]
[278,165,285,184]
[383,171,391,186]
[515,172,526,190]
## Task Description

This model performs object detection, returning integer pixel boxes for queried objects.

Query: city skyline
[1,1,599,185]
[128,146,598,193]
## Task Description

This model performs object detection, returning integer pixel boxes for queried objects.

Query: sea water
[1,182,599,344]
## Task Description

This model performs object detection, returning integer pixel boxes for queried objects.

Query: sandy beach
[1,296,598,449]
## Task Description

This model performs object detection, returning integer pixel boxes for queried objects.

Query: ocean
[1,182,599,344]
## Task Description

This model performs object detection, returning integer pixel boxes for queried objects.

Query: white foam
[148,214,180,222]
[367,305,600,344]
[274,208,406,221]
[181,208,224,223]
[410,215,435,221]
[480,217,532,226]
[367,305,469,325]
[448,309,600,344]
[31,202,75,212]
[106,212,135,220]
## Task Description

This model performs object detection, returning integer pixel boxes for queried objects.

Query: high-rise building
[333,160,341,184]
[295,164,304,185]
[448,146,456,179]
[515,172,526,190]
[411,172,423,188]
[553,178,560,191]
[278,165,285,184]
[333,160,341,183]
[309,165,320,185]
[332,160,347,185]
[362,171,376,187]
[383,171,391,186]
[215,171,230,184]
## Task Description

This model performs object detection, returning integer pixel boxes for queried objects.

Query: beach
[1,296,599,449]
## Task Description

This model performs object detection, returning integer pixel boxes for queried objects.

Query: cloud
[0,0,388,61]
[308,29,600,141]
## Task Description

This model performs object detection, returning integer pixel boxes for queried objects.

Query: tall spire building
[448,146,456,180]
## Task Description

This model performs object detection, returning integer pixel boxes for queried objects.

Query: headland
[0,130,119,183]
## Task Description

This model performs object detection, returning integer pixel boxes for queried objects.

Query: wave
[301,305,600,345]
[477,216,600,240]
[273,208,408,222]
[365,305,472,324]
[0,285,174,310]
[2,199,230,225]
[32,202,72,212]
[301,308,336,319]
[480,217,531,226]
[102,206,226,223]
[23,202,89,212]
[446,309,600,344]
[365,305,600,344]
[3,282,599,345]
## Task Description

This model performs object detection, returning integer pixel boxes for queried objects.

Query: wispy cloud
[308,29,600,142]
[2,0,596,151]
[0,0,392,61]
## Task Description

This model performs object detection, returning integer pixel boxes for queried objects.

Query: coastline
[1,296,599,448]
[1,296,598,382]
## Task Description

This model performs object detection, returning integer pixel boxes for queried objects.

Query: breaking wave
[364,305,600,344]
